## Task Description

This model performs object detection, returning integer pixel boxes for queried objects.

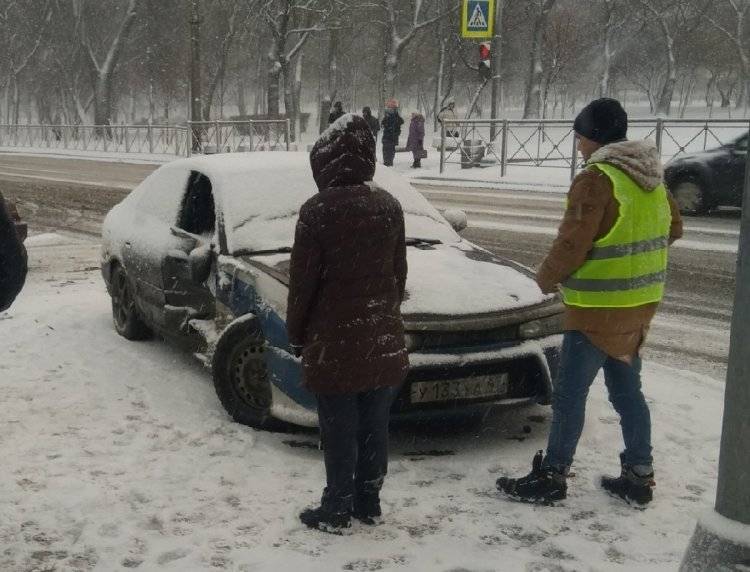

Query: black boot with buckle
[601,457,655,506]
[496,450,568,505]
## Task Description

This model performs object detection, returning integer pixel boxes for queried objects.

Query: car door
[123,164,193,329]
[161,170,217,339]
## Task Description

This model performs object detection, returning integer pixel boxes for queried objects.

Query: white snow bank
[698,509,750,547]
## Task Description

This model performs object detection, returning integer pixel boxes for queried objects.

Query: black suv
[664,134,747,215]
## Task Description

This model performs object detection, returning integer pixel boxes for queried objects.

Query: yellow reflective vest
[561,162,672,308]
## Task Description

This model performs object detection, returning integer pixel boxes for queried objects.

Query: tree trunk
[12,80,20,125]
[294,54,303,140]
[600,17,614,97]
[433,37,446,132]
[93,74,113,136]
[282,61,296,141]
[319,28,338,134]
[466,77,490,120]
[237,77,247,116]
[267,64,282,117]
[523,1,556,119]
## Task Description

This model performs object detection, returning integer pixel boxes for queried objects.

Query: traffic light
[479,42,491,78]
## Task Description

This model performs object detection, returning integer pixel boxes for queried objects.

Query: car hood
[244,243,555,321]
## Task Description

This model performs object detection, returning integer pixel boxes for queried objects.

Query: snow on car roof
[169,152,459,254]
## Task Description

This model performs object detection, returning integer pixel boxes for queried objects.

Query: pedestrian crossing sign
[461,0,494,39]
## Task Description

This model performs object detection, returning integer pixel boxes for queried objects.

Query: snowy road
[0,153,733,378]
[0,232,726,571]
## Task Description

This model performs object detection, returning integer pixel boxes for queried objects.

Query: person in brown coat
[287,113,409,533]
[496,98,683,506]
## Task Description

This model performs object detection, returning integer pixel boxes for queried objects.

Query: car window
[177,171,216,237]
[135,165,191,224]
[734,135,748,152]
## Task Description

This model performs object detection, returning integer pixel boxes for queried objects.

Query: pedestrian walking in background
[406,112,426,168]
[362,106,380,140]
[287,114,409,533]
[328,101,345,125]
[0,191,28,312]
[437,98,459,138]
[496,98,683,506]
[381,99,403,167]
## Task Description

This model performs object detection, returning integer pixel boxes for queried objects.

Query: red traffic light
[479,42,491,61]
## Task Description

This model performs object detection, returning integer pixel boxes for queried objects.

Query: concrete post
[680,128,750,570]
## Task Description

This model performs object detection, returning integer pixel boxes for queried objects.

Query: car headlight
[519,314,564,339]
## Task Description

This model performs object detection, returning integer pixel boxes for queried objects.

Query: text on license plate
[410,374,510,404]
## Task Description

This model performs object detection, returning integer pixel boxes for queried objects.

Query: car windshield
[195,153,460,255]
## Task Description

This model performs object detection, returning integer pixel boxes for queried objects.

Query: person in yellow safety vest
[496,98,683,507]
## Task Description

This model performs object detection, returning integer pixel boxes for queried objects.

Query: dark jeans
[316,386,396,512]
[544,331,653,472]
[382,142,396,166]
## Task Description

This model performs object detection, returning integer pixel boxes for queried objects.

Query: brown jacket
[286,185,409,394]
[536,140,683,360]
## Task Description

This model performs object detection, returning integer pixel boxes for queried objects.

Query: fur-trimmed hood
[588,140,663,191]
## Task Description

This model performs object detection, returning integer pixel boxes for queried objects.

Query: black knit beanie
[573,98,628,144]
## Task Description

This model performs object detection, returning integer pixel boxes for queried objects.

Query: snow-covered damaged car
[101,154,563,429]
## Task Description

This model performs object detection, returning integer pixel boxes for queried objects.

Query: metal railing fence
[439,118,750,180]
[0,119,292,158]
[186,120,290,156]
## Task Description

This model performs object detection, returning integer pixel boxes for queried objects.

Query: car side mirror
[189,244,214,283]
[443,209,468,233]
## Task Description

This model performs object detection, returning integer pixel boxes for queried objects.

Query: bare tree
[202,1,256,120]
[0,1,53,123]
[73,0,140,129]
[262,0,335,118]
[704,0,750,110]
[380,0,457,99]
[523,0,557,118]
[598,0,628,97]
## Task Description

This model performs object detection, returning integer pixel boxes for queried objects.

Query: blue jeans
[544,331,653,472]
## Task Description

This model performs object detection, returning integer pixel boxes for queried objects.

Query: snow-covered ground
[0,232,726,571]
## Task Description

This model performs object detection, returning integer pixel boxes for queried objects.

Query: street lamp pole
[680,127,750,569]
[189,0,202,151]
[489,0,503,143]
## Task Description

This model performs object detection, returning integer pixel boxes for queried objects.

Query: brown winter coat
[286,115,409,395]
[536,140,683,361]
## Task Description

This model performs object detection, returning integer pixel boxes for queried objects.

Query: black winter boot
[353,492,382,525]
[601,462,655,506]
[300,488,352,534]
[496,450,568,505]
[299,505,352,534]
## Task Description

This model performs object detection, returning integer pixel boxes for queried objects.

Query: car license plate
[410,374,510,404]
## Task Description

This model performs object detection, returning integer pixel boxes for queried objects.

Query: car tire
[672,176,709,216]
[110,264,152,340]
[212,321,287,431]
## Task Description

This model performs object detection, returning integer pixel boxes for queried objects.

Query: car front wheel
[110,264,152,340]
[212,322,286,431]
[672,177,708,216]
